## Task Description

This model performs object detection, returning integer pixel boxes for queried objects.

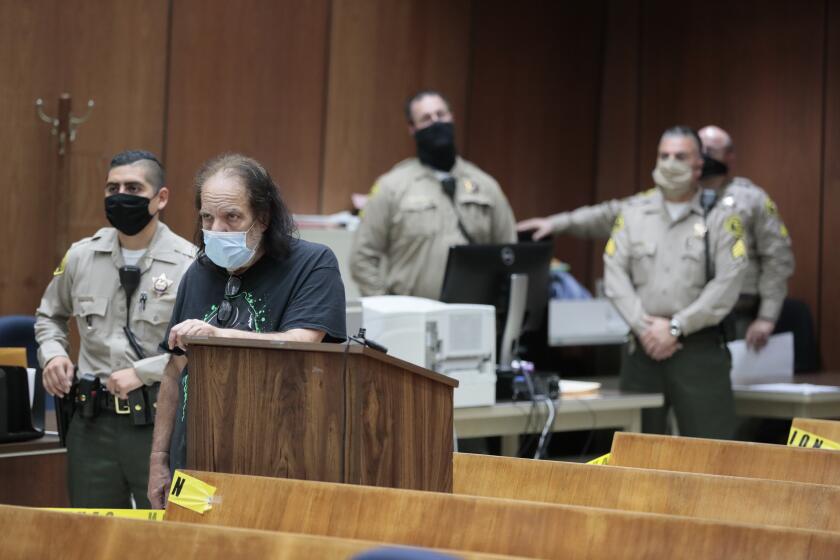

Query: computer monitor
[440,242,553,362]
[0,366,44,443]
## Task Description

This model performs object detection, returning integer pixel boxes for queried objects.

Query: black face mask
[105,193,156,235]
[701,154,729,179]
[414,121,457,172]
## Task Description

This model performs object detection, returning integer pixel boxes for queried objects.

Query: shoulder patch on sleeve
[731,238,747,260]
[724,215,744,238]
[369,181,380,197]
[53,250,70,276]
[605,238,617,257]
[612,214,624,234]
[780,223,789,238]
[765,197,778,217]
[642,188,656,197]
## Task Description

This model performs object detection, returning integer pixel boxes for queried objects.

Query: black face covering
[701,154,729,179]
[414,121,457,172]
[105,193,156,235]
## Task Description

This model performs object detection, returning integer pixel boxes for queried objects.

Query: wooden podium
[183,336,458,492]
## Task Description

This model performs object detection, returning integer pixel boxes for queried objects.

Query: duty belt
[75,377,160,426]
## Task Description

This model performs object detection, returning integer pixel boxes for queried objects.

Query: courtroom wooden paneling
[344,352,454,491]
[820,0,840,370]
[57,0,169,246]
[636,0,825,317]
[0,2,60,316]
[0,448,68,507]
[321,0,472,213]
[610,432,840,486]
[166,469,840,560]
[0,505,514,560]
[164,0,331,239]
[453,452,840,532]
[185,339,455,492]
[588,0,642,281]
[187,344,346,482]
[466,0,607,287]
[792,418,840,445]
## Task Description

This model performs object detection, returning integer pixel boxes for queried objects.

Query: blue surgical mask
[203,223,258,270]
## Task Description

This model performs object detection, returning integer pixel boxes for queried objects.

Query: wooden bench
[610,432,840,485]
[452,452,840,532]
[164,469,840,559]
[0,504,509,559]
[792,418,840,445]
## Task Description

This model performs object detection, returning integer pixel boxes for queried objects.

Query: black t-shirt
[163,237,347,471]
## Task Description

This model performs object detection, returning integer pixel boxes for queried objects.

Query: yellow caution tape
[168,470,218,514]
[787,427,840,450]
[42,508,163,521]
[587,453,610,465]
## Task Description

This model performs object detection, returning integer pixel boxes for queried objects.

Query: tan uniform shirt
[35,223,195,385]
[351,157,517,300]
[550,177,794,322]
[604,188,747,336]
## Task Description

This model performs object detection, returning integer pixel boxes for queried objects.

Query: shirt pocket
[630,241,656,285]
[457,193,494,240]
[72,295,109,334]
[397,196,438,238]
[680,235,707,288]
[135,299,174,348]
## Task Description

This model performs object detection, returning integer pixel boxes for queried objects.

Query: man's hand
[168,319,221,351]
[516,217,553,241]
[640,317,682,361]
[148,451,172,509]
[105,368,143,400]
[42,356,75,396]
[745,318,775,352]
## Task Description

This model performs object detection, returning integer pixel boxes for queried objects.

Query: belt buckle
[114,395,130,415]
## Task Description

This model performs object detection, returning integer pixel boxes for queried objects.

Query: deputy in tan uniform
[35,150,194,508]
[604,127,747,439]
[350,90,516,300]
[518,125,794,351]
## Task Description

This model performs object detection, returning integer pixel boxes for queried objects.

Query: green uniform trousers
[66,410,153,508]
[619,328,736,440]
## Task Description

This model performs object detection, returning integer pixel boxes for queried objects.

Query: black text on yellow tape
[168,470,218,514]
[787,427,840,450]
[42,508,163,521]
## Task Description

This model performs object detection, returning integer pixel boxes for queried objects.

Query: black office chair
[773,298,820,373]
[0,315,39,368]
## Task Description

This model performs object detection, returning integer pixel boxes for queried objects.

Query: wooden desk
[734,373,840,419]
[0,434,67,507]
[454,390,664,455]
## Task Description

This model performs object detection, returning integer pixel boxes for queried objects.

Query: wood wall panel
[320,0,472,214]
[0,2,60,315]
[820,1,840,369]
[636,0,826,317]
[57,0,169,245]
[165,0,331,239]
[466,0,607,286]
[589,0,642,283]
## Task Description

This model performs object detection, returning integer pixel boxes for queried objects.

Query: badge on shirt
[152,273,173,295]
[464,179,477,193]
[694,222,707,237]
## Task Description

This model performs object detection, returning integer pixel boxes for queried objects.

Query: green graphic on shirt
[181,373,189,422]
[201,292,268,332]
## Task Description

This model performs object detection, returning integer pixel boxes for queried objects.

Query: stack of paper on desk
[559,379,601,396]
[728,332,794,386]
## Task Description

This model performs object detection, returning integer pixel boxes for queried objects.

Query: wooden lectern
[183,336,457,492]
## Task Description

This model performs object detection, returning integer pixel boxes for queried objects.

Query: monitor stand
[498,273,528,369]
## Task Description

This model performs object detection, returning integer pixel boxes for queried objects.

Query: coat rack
[35,93,94,156]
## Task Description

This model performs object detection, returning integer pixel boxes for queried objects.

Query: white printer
[361,296,496,408]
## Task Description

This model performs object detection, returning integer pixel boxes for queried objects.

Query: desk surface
[733,372,840,419]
